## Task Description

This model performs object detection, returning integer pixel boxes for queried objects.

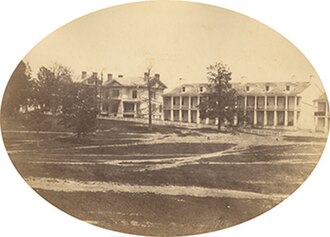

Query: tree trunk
[148,87,152,131]
[217,83,222,132]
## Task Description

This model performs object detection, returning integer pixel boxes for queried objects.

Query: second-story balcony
[163,104,172,110]
[246,105,255,110]
[257,105,265,110]
[315,111,326,116]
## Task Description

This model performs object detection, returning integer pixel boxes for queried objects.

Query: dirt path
[25,176,287,201]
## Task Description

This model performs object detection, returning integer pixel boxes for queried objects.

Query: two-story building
[163,83,208,124]
[100,72,167,119]
[314,93,329,133]
[163,81,324,131]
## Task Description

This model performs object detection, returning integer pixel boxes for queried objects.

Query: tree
[25,109,50,147]
[1,61,31,116]
[34,64,72,128]
[199,62,237,131]
[35,64,72,112]
[58,82,98,142]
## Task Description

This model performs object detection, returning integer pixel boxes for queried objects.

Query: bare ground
[2,119,326,236]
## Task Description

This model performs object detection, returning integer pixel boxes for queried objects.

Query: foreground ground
[1,119,327,236]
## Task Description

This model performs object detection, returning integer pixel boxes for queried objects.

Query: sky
[24,1,323,91]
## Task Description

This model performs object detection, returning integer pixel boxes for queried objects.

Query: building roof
[103,76,167,89]
[163,83,210,96]
[234,81,311,96]
[313,93,328,102]
[81,75,98,85]
[163,81,311,97]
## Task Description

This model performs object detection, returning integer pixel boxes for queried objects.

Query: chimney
[154,73,160,80]
[144,72,148,81]
[118,74,123,78]
[107,73,113,82]
[82,71,87,79]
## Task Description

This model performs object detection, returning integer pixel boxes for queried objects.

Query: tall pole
[217,77,222,131]
[147,69,152,131]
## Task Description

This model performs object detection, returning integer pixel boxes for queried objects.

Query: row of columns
[166,96,201,124]
[243,95,298,127]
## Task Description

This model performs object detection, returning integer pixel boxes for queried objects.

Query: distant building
[236,82,322,131]
[99,72,167,119]
[314,93,329,133]
[163,81,325,131]
[162,83,207,124]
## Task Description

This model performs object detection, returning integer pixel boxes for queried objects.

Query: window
[182,87,186,92]
[265,85,270,91]
[199,87,203,92]
[286,85,291,91]
[297,97,301,106]
[159,105,162,112]
[246,86,250,92]
[104,90,110,99]
[110,89,120,98]
[132,90,137,99]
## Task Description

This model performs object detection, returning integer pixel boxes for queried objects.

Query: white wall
[298,83,324,130]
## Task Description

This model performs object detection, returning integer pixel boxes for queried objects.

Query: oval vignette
[0,1,329,237]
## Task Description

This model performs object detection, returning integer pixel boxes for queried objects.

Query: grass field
[1,119,326,236]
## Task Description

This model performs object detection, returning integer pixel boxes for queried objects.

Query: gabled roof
[314,93,328,103]
[103,76,167,89]
[163,83,210,96]
[163,81,311,97]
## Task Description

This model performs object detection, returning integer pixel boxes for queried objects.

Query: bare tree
[146,68,153,131]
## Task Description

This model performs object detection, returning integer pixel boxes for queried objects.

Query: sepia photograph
[0,0,329,237]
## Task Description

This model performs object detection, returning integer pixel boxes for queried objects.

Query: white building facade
[82,71,167,119]
[163,81,326,131]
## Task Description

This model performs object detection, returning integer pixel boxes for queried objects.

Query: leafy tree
[25,109,50,147]
[34,64,72,128]
[58,83,98,142]
[1,61,31,116]
[35,64,72,113]
[199,62,237,131]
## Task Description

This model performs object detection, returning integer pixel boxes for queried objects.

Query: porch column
[253,96,257,125]
[293,96,298,129]
[264,96,267,126]
[133,103,137,118]
[118,101,123,117]
[170,96,174,121]
[244,95,247,116]
[179,96,182,121]
[188,96,191,123]
[196,109,201,124]
[274,96,278,126]
[284,95,288,126]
